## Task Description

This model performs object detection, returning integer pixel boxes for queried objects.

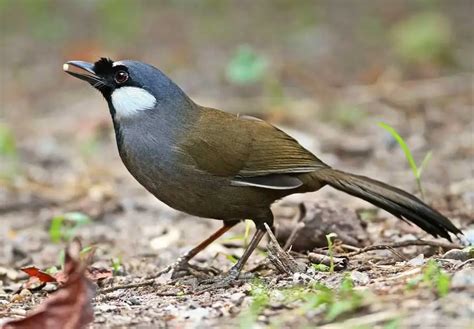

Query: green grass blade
[417,150,432,177]
[378,122,419,178]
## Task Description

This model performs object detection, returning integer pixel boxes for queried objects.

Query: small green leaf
[422,259,451,297]
[49,216,65,243]
[325,300,354,321]
[326,233,337,273]
[80,246,93,256]
[111,256,122,274]
[405,277,422,290]
[226,45,267,85]
[49,212,91,243]
[45,266,59,275]
[384,319,401,329]
[226,254,238,264]
[340,276,354,294]
[417,150,432,177]
[243,220,253,247]
[379,122,418,178]
[436,272,450,297]
[312,263,330,272]
[0,124,16,157]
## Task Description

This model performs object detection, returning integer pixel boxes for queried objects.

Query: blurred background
[0,3,473,327]
[0,0,472,267]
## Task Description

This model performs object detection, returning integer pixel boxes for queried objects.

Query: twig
[264,223,306,274]
[98,279,157,294]
[308,252,348,270]
[97,279,190,298]
[454,258,474,270]
[342,239,461,257]
[282,202,306,250]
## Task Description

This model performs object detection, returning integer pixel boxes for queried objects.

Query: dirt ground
[1,2,473,328]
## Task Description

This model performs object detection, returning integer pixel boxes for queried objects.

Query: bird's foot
[158,257,219,282]
[195,268,252,293]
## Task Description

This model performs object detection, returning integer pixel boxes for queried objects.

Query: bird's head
[63,58,188,119]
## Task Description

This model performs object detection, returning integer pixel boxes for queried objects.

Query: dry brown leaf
[3,240,95,329]
[21,266,57,283]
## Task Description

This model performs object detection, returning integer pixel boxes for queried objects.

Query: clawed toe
[160,258,220,281]
[194,269,244,293]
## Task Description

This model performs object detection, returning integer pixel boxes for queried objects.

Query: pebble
[462,228,474,245]
[43,283,57,293]
[306,266,316,276]
[451,268,474,289]
[229,292,246,305]
[350,270,370,286]
[183,307,211,321]
[292,272,313,284]
[19,289,32,298]
[442,248,473,262]
[407,254,425,266]
[126,297,141,305]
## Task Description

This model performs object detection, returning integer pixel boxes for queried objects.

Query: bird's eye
[114,70,129,84]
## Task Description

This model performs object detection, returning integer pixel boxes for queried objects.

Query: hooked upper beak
[63,61,103,85]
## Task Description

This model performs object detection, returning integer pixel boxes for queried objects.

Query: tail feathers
[315,169,462,241]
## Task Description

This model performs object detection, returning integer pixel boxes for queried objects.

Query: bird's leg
[167,221,238,279]
[197,224,267,291]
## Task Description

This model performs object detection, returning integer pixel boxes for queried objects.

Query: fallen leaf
[3,240,95,329]
[20,267,57,283]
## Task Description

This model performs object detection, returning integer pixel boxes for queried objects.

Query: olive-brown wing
[180,107,327,189]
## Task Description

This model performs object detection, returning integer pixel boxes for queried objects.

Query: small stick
[98,279,157,294]
[97,279,189,297]
[342,239,461,257]
[264,223,306,275]
[308,252,348,270]
[283,202,306,250]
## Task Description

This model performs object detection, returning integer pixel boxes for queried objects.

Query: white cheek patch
[111,86,157,119]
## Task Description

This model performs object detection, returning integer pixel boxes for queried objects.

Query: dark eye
[114,70,129,84]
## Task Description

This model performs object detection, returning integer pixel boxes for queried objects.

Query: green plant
[238,279,270,329]
[238,277,366,327]
[111,256,122,274]
[80,246,93,258]
[225,254,238,264]
[378,122,432,199]
[49,212,91,243]
[221,220,253,247]
[384,318,401,329]
[220,220,253,265]
[312,263,330,272]
[422,259,450,297]
[405,259,451,297]
[0,124,16,157]
[325,276,364,321]
[296,277,364,322]
[226,45,268,85]
[326,233,337,273]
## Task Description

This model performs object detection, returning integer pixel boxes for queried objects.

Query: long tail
[314,168,462,241]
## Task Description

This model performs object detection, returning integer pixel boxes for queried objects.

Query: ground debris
[1,240,95,329]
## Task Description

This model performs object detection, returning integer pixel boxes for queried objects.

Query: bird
[63,58,462,289]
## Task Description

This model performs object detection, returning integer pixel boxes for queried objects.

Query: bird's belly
[123,156,283,220]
